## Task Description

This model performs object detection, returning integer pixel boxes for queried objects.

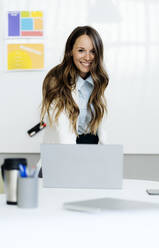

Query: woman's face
[72,34,95,79]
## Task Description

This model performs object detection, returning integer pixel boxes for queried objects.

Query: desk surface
[1,179,159,248]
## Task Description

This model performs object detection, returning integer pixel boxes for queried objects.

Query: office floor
[0,153,159,181]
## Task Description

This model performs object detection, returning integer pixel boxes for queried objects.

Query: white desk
[1,179,159,248]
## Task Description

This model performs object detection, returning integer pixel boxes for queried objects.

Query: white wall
[0,0,159,153]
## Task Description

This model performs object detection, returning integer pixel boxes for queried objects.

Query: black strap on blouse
[76,133,99,144]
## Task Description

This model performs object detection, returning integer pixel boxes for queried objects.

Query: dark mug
[1,158,27,205]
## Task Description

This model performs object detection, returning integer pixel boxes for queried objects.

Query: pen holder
[17,177,39,208]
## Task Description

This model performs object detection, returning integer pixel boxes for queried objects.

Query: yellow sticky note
[8,44,44,70]
[21,11,30,17]
[31,11,43,17]
[34,18,43,30]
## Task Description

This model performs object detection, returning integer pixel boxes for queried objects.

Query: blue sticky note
[21,18,33,30]
[8,12,20,36]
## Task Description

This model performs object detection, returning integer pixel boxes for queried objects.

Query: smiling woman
[72,34,95,79]
[41,26,109,145]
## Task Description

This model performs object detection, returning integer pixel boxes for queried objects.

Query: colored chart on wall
[8,11,43,37]
[7,43,44,70]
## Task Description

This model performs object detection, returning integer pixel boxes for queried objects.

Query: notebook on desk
[40,144,123,189]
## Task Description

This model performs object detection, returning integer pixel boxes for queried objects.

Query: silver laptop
[40,144,123,189]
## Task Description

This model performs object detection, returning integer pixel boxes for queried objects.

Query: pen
[27,165,36,177]
[27,122,46,137]
[19,164,27,177]
[34,159,42,178]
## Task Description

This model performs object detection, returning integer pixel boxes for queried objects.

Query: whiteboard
[0,0,159,153]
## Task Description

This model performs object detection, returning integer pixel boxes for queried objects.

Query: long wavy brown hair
[41,26,109,135]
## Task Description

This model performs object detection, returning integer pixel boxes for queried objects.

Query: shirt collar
[85,75,94,85]
[77,75,94,90]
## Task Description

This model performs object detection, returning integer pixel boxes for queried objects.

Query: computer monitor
[40,144,123,189]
